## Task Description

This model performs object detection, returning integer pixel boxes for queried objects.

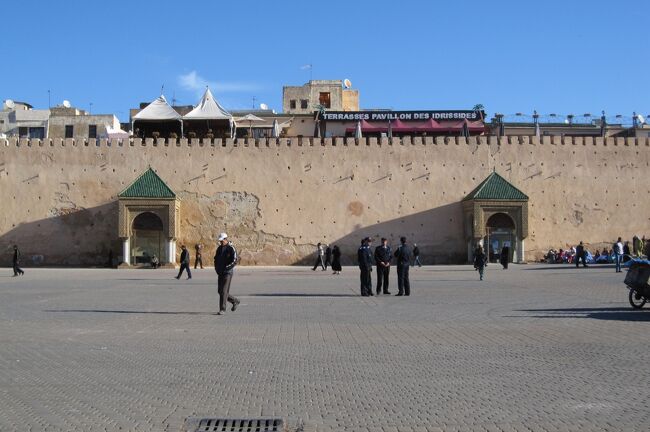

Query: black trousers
[575,255,587,267]
[360,267,372,296]
[397,265,410,295]
[312,256,325,270]
[324,257,331,270]
[13,262,24,276]
[376,265,390,293]
[217,273,239,311]
[176,263,192,278]
[194,255,203,269]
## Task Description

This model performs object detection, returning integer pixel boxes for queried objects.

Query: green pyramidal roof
[118,168,176,198]
[463,171,528,201]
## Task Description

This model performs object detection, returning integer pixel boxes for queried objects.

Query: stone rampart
[1,136,648,266]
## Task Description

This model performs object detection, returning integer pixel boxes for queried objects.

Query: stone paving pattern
[0,264,648,431]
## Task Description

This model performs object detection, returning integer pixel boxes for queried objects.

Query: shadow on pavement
[45,309,217,316]
[249,293,359,298]
[511,307,650,322]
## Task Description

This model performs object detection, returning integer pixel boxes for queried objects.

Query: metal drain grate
[184,418,285,432]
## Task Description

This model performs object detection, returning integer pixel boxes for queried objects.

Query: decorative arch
[117,168,180,267]
[462,171,529,263]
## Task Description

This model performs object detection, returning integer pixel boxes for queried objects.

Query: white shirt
[614,242,624,255]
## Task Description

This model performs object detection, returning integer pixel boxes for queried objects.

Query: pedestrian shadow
[509,307,650,322]
[44,309,216,316]
[249,293,359,298]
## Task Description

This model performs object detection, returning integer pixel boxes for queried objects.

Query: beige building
[283,80,359,114]
[48,106,121,140]
[1,100,49,138]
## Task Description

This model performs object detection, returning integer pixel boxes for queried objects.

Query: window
[289,100,296,110]
[319,92,331,108]
[300,99,308,109]
[29,127,45,139]
[19,127,29,137]
[65,125,74,138]
[88,124,97,139]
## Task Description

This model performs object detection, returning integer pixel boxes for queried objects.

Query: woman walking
[474,246,487,281]
[331,245,342,275]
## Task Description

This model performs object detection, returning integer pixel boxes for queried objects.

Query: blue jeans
[614,253,622,272]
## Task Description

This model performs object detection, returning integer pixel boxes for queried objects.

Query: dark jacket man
[394,238,412,296]
[575,242,587,268]
[214,233,240,314]
[214,243,237,275]
[175,245,192,280]
[12,245,24,276]
[358,238,374,296]
[324,245,332,269]
[374,239,392,294]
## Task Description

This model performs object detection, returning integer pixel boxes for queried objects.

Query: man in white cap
[213,232,240,315]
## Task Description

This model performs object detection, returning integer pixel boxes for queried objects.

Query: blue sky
[1,0,648,122]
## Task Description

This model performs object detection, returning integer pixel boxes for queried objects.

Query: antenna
[259,103,269,110]
[5,99,15,109]
[343,79,352,89]
[252,96,257,110]
[62,100,71,108]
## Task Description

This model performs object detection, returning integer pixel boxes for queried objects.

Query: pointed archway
[117,168,180,267]
[462,171,529,263]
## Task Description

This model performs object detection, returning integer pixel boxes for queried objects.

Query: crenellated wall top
[0,135,648,149]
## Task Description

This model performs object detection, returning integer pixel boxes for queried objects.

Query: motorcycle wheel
[629,289,647,309]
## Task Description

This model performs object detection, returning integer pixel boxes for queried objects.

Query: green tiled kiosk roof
[118,168,176,198]
[463,171,528,201]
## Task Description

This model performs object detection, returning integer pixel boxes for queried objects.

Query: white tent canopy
[184,88,232,121]
[133,95,181,121]
[132,95,183,137]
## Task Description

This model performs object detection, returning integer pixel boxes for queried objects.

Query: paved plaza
[1,264,649,431]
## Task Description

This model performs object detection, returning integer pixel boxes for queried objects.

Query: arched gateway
[462,171,529,263]
[117,168,180,267]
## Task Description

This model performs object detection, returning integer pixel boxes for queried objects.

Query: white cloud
[178,70,260,94]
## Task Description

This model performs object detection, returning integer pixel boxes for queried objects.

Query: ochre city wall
[0,136,648,266]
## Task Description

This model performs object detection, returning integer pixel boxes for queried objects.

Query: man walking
[312,242,325,271]
[473,245,487,281]
[394,237,412,296]
[575,241,588,268]
[214,233,240,315]
[358,237,374,296]
[324,244,332,270]
[12,245,25,277]
[412,243,422,267]
[194,243,204,269]
[175,245,192,279]
[613,237,624,273]
[374,237,392,295]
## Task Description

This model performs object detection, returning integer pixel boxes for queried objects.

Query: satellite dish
[637,114,646,124]
[5,99,15,109]
[259,103,269,110]
[343,79,352,89]
[62,100,71,108]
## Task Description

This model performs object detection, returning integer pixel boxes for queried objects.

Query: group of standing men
[358,237,413,297]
